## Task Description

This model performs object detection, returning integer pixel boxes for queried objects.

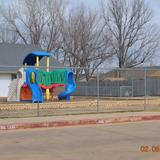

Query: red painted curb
[0,115,160,131]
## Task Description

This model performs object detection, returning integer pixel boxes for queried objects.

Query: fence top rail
[0,65,160,71]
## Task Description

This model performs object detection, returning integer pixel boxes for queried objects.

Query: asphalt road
[0,121,160,160]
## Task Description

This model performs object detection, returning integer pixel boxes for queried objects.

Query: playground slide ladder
[7,79,18,102]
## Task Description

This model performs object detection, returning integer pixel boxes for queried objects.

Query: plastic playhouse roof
[23,51,52,65]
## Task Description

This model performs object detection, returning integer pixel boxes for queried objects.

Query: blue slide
[25,68,44,103]
[58,70,76,101]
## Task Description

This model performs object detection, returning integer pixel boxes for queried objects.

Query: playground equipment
[7,51,76,103]
[58,70,76,100]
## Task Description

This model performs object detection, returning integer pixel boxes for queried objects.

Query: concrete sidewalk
[0,112,160,130]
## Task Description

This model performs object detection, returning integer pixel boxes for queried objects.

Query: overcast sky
[67,0,160,66]
[2,0,160,66]
[2,0,160,26]
[68,0,160,26]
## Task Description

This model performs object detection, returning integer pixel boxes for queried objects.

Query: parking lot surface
[0,121,160,160]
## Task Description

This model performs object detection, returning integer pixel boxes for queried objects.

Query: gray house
[0,43,63,97]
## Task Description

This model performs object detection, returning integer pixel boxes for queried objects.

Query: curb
[0,115,160,131]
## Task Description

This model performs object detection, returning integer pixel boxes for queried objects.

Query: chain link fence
[0,65,160,118]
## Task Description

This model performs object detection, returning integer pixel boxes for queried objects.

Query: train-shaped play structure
[7,51,76,103]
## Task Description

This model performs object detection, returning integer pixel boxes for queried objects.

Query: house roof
[0,43,64,73]
[23,51,52,65]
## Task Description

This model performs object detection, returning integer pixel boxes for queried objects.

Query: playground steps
[7,79,18,102]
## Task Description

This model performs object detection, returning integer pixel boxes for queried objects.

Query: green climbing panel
[38,69,67,86]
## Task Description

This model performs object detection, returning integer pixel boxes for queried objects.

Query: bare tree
[0,0,65,53]
[0,24,18,43]
[101,0,160,68]
[61,5,113,81]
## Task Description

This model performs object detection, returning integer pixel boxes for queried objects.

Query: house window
[11,74,17,80]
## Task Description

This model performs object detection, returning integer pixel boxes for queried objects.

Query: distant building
[75,67,160,97]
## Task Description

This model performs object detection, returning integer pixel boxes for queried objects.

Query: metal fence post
[37,100,40,117]
[37,66,40,117]
[85,83,88,96]
[144,68,147,111]
[97,68,99,113]
[132,79,134,97]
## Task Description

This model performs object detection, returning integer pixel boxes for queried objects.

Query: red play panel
[40,84,65,89]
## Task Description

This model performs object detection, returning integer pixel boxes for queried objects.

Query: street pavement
[0,121,160,160]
